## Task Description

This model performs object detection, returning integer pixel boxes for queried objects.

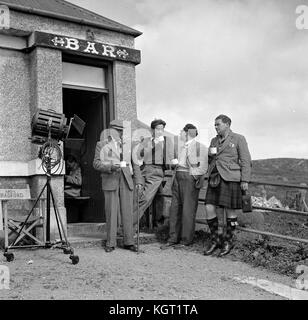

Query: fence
[157,179,308,245]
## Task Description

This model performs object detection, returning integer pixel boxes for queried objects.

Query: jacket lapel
[217,131,234,155]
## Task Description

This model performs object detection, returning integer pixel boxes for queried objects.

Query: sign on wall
[29,31,141,65]
[0,189,31,200]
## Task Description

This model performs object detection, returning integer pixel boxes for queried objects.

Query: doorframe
[62,88,108,223]
[62,53,115,122]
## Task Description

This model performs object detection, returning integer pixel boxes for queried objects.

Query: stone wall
[0,9,140,237]
[0,49,31,161]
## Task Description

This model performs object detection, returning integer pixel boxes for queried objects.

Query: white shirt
[177,138,196,171]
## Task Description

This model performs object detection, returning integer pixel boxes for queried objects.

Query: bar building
[0,0,142,237]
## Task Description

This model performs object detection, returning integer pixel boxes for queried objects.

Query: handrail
[252,206,308,217]
[250,180,308,190]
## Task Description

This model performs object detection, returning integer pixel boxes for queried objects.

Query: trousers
[104,172,134,248]
[168,171,200,245]
[133,165,164,225]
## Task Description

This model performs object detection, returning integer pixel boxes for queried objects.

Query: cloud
[70,0,308,159]
[134,0,308,159]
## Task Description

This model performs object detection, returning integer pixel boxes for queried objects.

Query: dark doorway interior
[63,88,108,223]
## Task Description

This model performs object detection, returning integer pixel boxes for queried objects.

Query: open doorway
[63,88,108,223]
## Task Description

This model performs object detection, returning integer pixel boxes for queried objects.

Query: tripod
[3,145,79,265]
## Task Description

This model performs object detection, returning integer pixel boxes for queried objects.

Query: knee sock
[225,217,238,242]
[207,217,220,243]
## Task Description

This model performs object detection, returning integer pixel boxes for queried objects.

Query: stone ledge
[68,232,157,249]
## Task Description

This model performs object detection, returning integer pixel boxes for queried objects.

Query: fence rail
[250,180,308,190]
[157,178,308,245]
[195,218,308,245]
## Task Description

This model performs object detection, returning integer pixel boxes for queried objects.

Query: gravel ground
[0,241,292,300]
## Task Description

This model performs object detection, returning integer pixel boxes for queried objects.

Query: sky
[70,0,308,160]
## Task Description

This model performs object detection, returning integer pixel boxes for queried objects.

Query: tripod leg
[46,176,51,246]
[137,188,140,254]
[49,184,79,264]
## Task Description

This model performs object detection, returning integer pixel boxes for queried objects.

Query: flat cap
[150,119,166,129]
[109,119,124,130]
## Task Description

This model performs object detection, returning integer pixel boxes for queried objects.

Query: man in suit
[161,124,208,248]
[132,119,176,227]
[204,114,251,257]
[93,120,142,252]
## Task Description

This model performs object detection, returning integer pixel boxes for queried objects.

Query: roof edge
[0,2,142,37]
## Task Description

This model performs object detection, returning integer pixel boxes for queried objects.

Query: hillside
[252,158,308,184]
[250,158,308,206]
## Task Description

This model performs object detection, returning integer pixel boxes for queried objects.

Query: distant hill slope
[252,158,308,184]
[251,158,308,205]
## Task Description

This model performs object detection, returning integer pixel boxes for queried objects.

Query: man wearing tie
[93,120,142,252]
[133,119,176,226]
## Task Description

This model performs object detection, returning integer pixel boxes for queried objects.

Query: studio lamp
[30,109,85,174]
[6,108,87,265]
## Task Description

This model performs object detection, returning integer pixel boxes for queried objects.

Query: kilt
[205,171,242,209]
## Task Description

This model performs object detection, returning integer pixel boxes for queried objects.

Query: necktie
[117,141,123,161]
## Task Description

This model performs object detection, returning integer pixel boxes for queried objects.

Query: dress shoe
[173,241,192,250]
[218,241,234,257]
[123,245,138,252]
[105,246,115,253]
[203,241,219,256]
[160,241,177,250]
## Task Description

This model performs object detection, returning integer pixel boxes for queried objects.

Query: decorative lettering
[84,42,99,55]
[117,49,129,59]
[51,37,65,47]
[65,37,80,50]
[33,32,141,64]
[101,44,116,58]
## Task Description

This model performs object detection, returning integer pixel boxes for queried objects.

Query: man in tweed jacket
[204,114,251,257]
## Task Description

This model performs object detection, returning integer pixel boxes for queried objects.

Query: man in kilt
[204,114,251,257]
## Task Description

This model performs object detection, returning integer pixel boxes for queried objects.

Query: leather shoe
[173,241,192,250]
[105,246,115,253]
[123,245,138,252]
[203,242,219,256]
[160,242,177,250]
[218,241,234,257]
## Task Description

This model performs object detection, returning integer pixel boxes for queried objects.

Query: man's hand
[111,164,120,172]
[241,182,249,191]
[136,184,143,191]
